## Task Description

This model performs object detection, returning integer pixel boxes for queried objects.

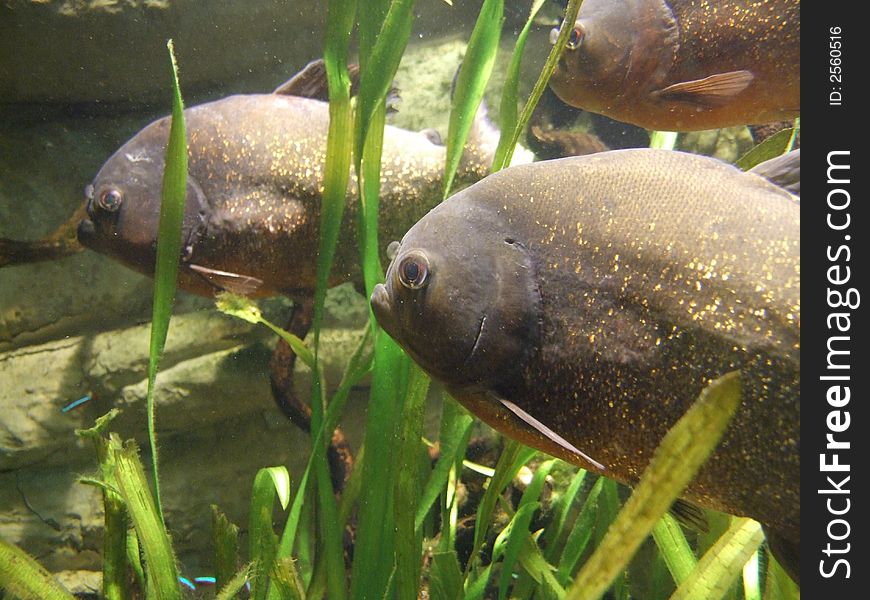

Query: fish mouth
[76,217,97,247]
[370,283,396,339]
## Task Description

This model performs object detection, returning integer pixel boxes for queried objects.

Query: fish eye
[397,251,430,290]
[567,26,584,50]
[97,188,123,212]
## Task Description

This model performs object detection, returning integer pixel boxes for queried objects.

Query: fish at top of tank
[548,0,800,131]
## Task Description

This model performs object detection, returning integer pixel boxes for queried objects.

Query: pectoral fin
[654,70,754,107]
[188,264,264,296]
[497,396,605,471]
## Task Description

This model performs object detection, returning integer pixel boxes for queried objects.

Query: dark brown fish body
[372,150,799,559]
[77,87,495,298]
[549,0,800,131]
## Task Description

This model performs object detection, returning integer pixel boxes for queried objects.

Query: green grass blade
[649,130,679,150]
[214,563,255,600]
[0,538,76,600]
[249,467,290,600]
[565,372,742,600]
[126,530,146,593]
[763,550,800,600]
[211,505,241,595]
[415,399,474,533]
[511,535,565,600]
[100,483,130,600]
[490,0,547,171]
[144,38,188,525]
[216,293,315,369]
[469,440,537,569]
[356,107,388,296]
[463,563,494,600]
[787,117,799,150]
[349,333,408,600]
[112,436,181,600]
[269,557,307,600]
[669,518,764,600]
[355,0,416,187]
[735,128,795,171]
[516,534,565,599]
[350,6,424,596]
[464,501,536,600]
[556,476,604,583]
[77,410,129,600]
[497,459,557,600]
[443,0,504,198]
[595,478,629,600]
[429,550,464,600]
[742,549,761,600]
[495,501,540,564]
[652,513,698,584]
[542,467,587,563]
[313,6,359,599]
[316,0,356,351]
[394,363,431,600]
[494,0,584,169]
[270,324,371,564]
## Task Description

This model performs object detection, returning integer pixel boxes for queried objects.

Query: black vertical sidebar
[803,1,867,595]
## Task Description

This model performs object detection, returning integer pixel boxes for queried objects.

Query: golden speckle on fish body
[79,83,497,298]
[549,0,799,130]
[372,149,799,576]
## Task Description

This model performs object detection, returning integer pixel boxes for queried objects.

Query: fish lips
[76,216,98,247]
[370,283,396,340]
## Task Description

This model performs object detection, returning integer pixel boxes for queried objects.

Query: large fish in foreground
[76,61,498,298]
[548,0,800,131]
[371,149,800,579]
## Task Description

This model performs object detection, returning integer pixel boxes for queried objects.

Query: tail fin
[0,205,85,268]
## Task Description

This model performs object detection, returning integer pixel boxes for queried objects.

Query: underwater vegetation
[0,0,800,599]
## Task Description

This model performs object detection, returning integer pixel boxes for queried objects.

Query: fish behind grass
[549,0,800,131]
[75,60,499,298]
[372,149,800,581]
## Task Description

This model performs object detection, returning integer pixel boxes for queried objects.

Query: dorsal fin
[654,70,754,107]
[750,149,800,196]
[273,59,361,100]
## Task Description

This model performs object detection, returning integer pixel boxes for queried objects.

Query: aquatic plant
[145,38,189,525]
[1,3,802,600]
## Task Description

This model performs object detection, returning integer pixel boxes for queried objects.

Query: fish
[526,123,610,159]
[73,59,499,490]
[548,0,800,131]
[371,148,800,580]
[76,60,498,299]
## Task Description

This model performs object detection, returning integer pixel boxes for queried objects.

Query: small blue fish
[61,394,92,413]
[178,576,196,591]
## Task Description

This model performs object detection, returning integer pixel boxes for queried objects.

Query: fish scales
[372,149,799,561]
[549,0,800,130]
[78,90,494,298]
